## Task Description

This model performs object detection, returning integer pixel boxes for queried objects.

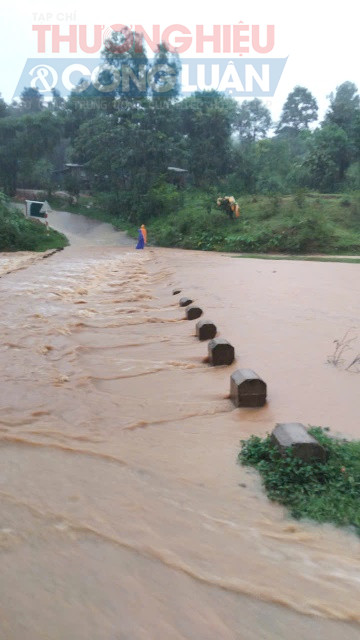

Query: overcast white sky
[1,0,359,122]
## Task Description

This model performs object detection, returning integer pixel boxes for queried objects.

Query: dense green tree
[277,86,318,133]
[102,26,149,100]
[0,94,8,118]
[149,43,181,102]
[0,110,62,194]
[306,124,351,191]
[179,90,237,186]
[27,158,54,195]
[0,73,359,206]
[236,98,272,142]
[230,140,258,193]
[48,88,66,113]
[0,118,20,194]
[20,87,43,113]
[72,94,185,221]
[325,81,360,138]
[20,111,62,159]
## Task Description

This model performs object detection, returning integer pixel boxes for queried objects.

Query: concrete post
[196,320,217,340]
[208,338,235,366]
[271,423,328,462]
[179,297,193,307]
[230,369,267,407]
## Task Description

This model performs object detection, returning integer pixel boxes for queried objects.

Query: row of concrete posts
[173,288,327,463]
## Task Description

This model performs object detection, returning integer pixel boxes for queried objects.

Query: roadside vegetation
[47,189,360,255]
[239,427,360,533]
[0,194,68,252]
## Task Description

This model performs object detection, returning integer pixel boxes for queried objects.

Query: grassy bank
[149,190,360,254]
[239,427,360,532]
[47,189,360,256]
[233,254,360,263]
[0,197,68,252]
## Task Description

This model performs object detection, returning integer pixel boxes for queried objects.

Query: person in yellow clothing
[140,224,147,245]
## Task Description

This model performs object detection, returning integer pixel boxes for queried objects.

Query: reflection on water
[1,211,360,639]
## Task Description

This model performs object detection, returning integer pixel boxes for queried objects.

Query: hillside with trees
[0,32,359,254]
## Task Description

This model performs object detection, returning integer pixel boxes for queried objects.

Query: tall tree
[0,118,20,194]
[236,98,272,142]
[49,88,66,113]
[306,124,350,190]
[179,90,237,186]
[0,94,8,118]
[20,87,43,113]
[72,96,184,221]
[277,86,318,133]
[325,81,360,138]
[150,43,181,102]
[102,26,149,100]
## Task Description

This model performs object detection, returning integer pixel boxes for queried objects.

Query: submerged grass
[239,427,360,532]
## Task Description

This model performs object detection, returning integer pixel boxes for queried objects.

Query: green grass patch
[48,189,360,256]
[0,198,68,252]
[149,189,360,255]
[239,427,360,533]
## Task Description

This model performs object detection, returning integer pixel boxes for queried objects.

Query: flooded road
[46,209,135,247]
[1,211,360,639]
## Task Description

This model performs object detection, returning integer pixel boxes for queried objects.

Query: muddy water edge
[1,212,360,639]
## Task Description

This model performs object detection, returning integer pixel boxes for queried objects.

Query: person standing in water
[140,224,147,245]
[136,227,145,250]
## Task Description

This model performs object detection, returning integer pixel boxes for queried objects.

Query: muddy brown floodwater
[1,211,360,640]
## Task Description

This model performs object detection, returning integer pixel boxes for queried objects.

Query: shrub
[0,194,67,252]
[239,427,360,531]
[144,182,183,220]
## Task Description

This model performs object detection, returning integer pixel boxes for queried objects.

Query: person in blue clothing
[136,227,145,249]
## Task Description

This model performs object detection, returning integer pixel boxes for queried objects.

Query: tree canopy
[0,37,359,205]
[277,85,318,133]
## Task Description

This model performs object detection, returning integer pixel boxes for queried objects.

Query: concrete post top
[231,369,264,384]
[272,423,318,446]
[271,422,328,462]
[179,297,193,307]
[196,319,215,328]
[209,338,232,348]
[208,338,235,365]
[196,319,217,341]
[186,306,203,320]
